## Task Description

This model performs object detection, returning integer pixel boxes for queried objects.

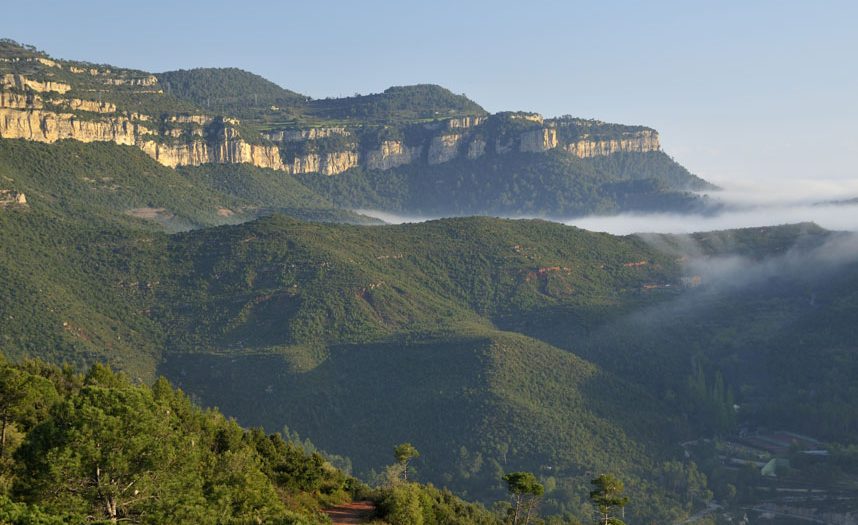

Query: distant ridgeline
[0,39,712,216]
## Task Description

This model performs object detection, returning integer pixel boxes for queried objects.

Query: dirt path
[324,501,377,524]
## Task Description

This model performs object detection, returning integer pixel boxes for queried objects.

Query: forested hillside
[4,157,857,521]
[2,37,858,525]
[0,358,513,524]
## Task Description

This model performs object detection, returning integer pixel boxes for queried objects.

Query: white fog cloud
[564,203,858,235]
[354,178,858,235]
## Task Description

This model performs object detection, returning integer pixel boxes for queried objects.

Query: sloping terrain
[3,37,858,525]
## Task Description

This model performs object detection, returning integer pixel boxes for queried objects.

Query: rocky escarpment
[285,149,358,175]
[2,73,71,94]
[1,47,661,177]
[1,74,661,176]
[519,128,558,153]
[263,113,661,174]
[365,140,421,170]
[0,73,286,170]
[564,130,659,158]
[0,106,286,171]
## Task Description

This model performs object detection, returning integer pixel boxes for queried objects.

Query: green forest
[1,38,857,525]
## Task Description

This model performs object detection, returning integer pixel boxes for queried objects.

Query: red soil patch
[324,501,376,524]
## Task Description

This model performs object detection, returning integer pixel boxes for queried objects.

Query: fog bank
[356,202,858,235]
[564,203,858,235]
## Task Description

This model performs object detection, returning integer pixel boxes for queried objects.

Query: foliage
[156,68,307,119]
[503,471,545,525]
[393,443,420,481]
[0,360,353,524]
[306,84,486,123]
[589,475,628,525]
[378,482,501,525]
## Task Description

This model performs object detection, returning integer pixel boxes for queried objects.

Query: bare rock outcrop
[365,140,421,170]
[0,189,27,207]
[428,133,464,165]
[564,130,660,158]
[519,128,558,153]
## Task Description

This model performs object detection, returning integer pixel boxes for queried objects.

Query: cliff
[259,114,660,175]
[0,102,286,169]
[0,71,288,171]
[365,140,421,170]
[0,101,661,175]
[564,130,660,158]
[0,42,662,177]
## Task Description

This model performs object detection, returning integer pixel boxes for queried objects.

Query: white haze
[569,178,858,234]
[565,204,858,235]
[355,203,858,234]
[355,178,858,235]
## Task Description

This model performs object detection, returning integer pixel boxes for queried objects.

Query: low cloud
[353,209,436,225]
[564,203,858,235]
[354,178,858,235]
[358,203,858,235]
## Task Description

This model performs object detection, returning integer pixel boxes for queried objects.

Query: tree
[589,474,629,525]
[503,471,544,525]
[393,443,420,481]
[382,483,424,525]
[0,367,27,457]
[0,364,58,458]
[13,378,196,523]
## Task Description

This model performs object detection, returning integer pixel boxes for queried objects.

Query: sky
[4,0,858,194]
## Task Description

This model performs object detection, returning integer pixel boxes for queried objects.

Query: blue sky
[5,0,857,194]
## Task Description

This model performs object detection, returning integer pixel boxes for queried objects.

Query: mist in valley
[356,177,858,235]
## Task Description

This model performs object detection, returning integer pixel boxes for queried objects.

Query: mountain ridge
[0,38,713,218]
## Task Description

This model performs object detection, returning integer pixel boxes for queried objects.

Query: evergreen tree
[589,474,629,525]
[393,442,420,481]
[503,471,544,525]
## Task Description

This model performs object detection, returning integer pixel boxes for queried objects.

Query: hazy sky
[5,0,857,192]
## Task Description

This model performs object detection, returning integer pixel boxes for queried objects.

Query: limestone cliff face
[519,128,558,153]
[428,133,464,165]
[365,140,421,170]
[447,116,484,129]
[103,75,159,87]
[139,140,210,168]
[564,130,660,158]
[287,150,358,175]
[467,137,486,159]
[140,128,284,171]
[0,108,139,145]
[0,65,661,176]
[0,88,117,114]
[0,91,38,109]
[52,97,117,114]
[0,105,284,170]
[2,73,71,94]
